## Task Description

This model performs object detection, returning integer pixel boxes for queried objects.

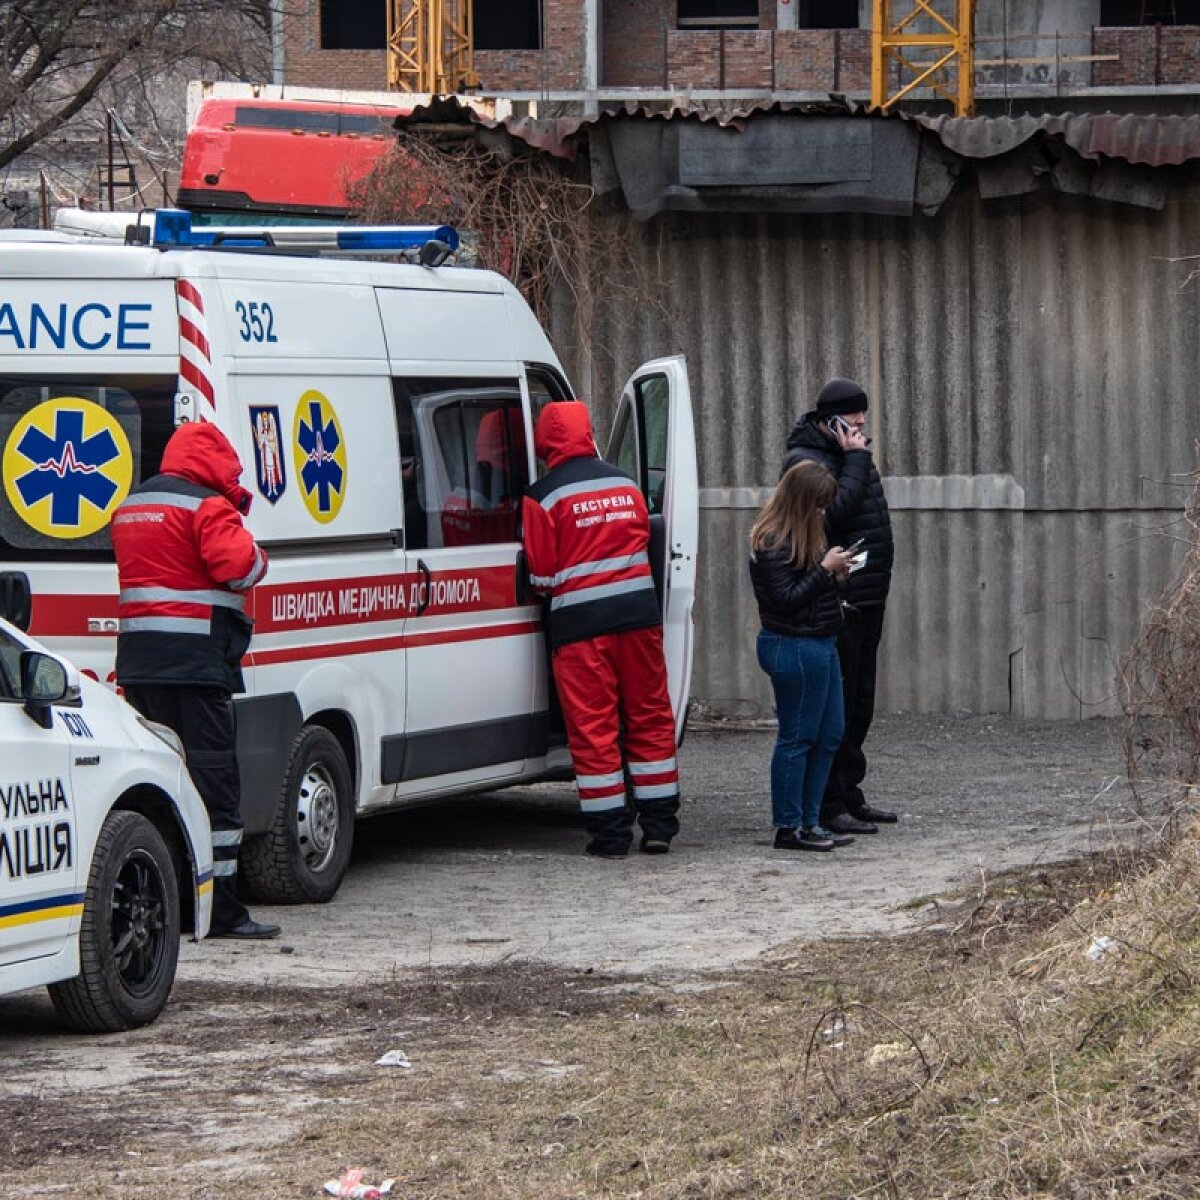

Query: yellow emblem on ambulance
[2,397,133,539]
[292,389,347,524]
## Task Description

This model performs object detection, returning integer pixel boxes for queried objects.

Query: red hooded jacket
[522,402,660,648]
[112,421,268,691]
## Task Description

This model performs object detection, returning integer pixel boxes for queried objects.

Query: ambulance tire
[49,811,181,1033]
[241,725,354,905]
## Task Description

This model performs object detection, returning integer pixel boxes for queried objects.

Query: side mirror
[20,650,72,729]
[0,571,32,631]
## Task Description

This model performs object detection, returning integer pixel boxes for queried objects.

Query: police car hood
[535,402,596,470]
[160,422,253,512]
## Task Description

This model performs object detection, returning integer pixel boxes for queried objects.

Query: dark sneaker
[851,805,898,824]
[640,837,671,855]
[210,918,281,940]
[810,823,855,848]
[774,827,835,852]
[586,842,629,859]
[826,812,877,835]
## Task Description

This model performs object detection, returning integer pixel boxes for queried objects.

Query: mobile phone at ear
[828,415,851,436]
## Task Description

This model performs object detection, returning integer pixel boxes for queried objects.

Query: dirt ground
[0,714,1144,1198]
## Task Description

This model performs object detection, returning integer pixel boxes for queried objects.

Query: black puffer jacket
[782,414,893,607]
[749,546,843,639]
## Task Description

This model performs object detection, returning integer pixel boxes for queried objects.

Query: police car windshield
[0,375,176,562]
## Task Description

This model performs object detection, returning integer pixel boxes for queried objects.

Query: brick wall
[283,1,388,90]
[541,0,586,89]
[837,28,871,92]
[274,0,879,96]
[666,30,721,89]
[1158,27,1200,87]
[474,51,548,92]
[724,31,773,88]
[1093,27,1157,87]
[774,29,835,90]
[282,0,586,94]
[603,0,671,87]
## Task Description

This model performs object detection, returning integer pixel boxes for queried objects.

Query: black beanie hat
[815,377,869,417]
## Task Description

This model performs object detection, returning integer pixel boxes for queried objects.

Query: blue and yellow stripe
[197,869,213,899]
[0,892,85,931]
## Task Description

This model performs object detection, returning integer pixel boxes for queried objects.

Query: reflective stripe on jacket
[112,423,267,691]
[523,403,660,649]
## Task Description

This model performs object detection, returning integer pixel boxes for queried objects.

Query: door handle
[414,558,432,616]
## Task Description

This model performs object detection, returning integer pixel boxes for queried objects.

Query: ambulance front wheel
[241,725,355,904]
[49,810,181,1033]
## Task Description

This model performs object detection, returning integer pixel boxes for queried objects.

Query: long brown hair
[749,460,836,569]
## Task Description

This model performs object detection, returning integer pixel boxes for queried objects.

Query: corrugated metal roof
[906,112,1200,166]
[396,98,1200,170]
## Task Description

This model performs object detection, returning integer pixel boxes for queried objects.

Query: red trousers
[552,625,680,849]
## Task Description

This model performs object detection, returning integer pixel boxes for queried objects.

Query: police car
[0,209,699,905]
[0,577,213,1032]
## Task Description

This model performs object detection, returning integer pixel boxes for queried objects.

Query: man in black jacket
[782,378,898,835]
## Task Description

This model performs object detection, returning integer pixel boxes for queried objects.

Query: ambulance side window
[392,377,529,550]
[0,374,176,562]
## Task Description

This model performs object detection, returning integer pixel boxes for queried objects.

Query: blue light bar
[152,208,194,247]
[336,226,459,252]
[151,208,459,256]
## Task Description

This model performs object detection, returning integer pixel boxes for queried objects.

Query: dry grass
[11,841,1198,1200]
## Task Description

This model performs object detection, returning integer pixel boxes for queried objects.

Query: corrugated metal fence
[548,179,1200,720]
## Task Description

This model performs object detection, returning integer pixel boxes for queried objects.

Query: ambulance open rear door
[604,355,698,742]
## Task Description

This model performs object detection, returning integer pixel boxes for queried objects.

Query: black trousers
[821,604,886,823]
[123,685,250,934]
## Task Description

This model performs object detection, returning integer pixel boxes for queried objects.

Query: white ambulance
[0,209,698,905]
[0,581,213,1031]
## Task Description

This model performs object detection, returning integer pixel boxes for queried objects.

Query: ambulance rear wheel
[49,810,180,1033]
[241,725,354,904]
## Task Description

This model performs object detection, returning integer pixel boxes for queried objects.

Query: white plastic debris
[375,1050,412,1068]
[1085,935,1118,962]
[866,1041,911,1067]
[323,1169,395,1198]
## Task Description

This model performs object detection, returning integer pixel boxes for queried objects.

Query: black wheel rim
[109,850,169,996]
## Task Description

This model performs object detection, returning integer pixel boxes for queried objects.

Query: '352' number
[234,300,279,343]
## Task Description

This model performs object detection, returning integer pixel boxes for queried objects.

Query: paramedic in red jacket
[111,421,279,940]
[523,402,681,857]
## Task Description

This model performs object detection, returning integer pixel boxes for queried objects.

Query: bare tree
[0,0,275,175]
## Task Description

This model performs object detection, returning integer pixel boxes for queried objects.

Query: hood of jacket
[161,421,253,514]
[785,410,839,457]
[535,401,596,470]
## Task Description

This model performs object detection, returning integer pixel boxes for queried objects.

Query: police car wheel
[48,811,181,1033]
[240,725,354,905]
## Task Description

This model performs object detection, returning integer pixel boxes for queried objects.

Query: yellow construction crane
[388,0,479,93]
[872,0,975,117]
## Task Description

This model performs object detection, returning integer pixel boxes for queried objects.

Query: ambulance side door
[604,356,699,741]
[391,374,540,790]
[0,627,78,969]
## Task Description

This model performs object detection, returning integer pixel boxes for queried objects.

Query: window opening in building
[1099,0,1200,22]
[474,0,542,50]
[795,0,860,29]
[677,0,760,30]
[320,0,387,50]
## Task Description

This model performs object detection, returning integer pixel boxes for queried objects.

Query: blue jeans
[757,631,845,830]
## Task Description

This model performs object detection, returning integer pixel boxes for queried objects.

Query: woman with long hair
[749,460,855,851]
